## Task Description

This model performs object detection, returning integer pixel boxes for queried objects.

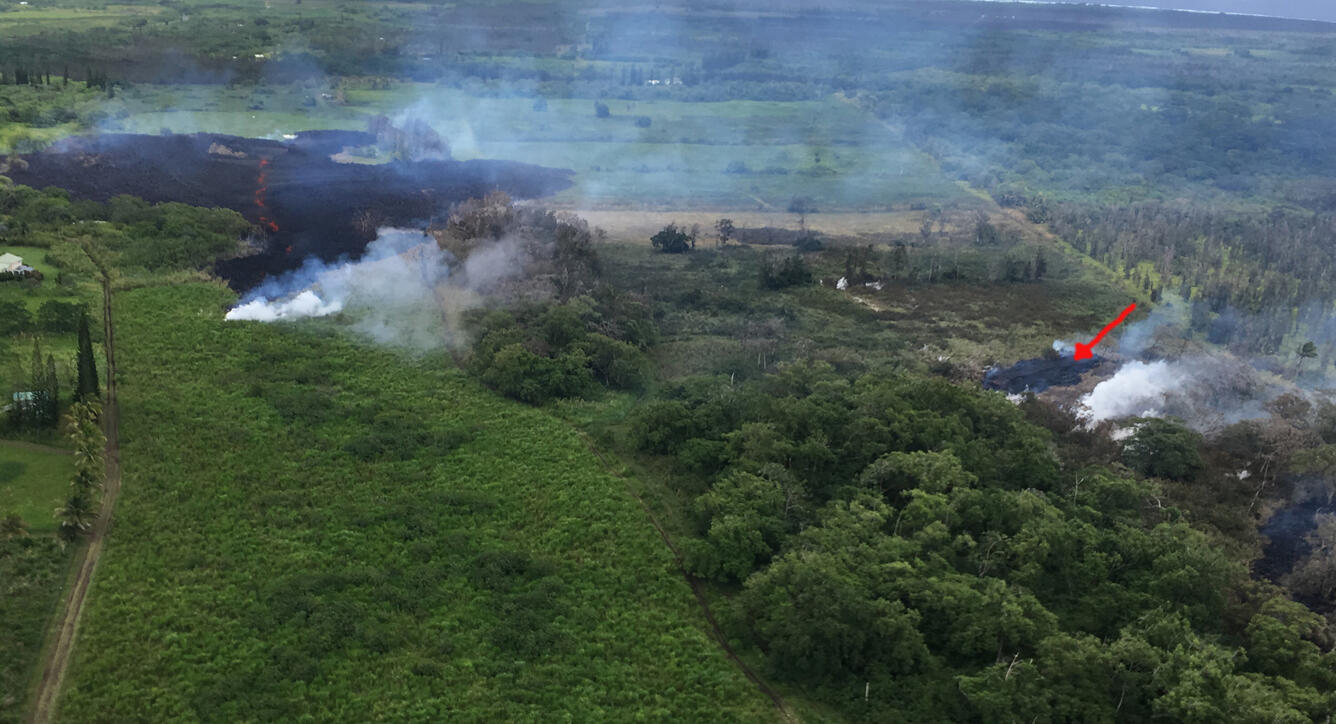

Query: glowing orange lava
[255,158,279,232]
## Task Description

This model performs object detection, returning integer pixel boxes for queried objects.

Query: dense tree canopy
[622,362,1336,720]
[0,186,249,273]
[1123,418,1205,481]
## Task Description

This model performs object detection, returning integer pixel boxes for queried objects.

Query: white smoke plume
[226,228,475,349]
[1051,300,1188,360]
[227,289,341,321]
[1067,297,1326,430]
[1079,360,1183,422]
[1078,355,1279,430]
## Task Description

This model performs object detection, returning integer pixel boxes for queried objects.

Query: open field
[570,208,955,241]
[55,283,775,722]
[0,6,162,38]
[0,442,73,534]
[593,232,1137,383]
[0,533,68,724]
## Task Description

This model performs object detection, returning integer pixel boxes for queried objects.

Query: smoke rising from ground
[225,227,518,349]
[1076,355,1273,428]
[1072,299,1317,430]
[1079,360,1182,422]
[227,289,341,321]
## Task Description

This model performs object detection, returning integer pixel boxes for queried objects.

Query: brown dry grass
[568,209,944,244]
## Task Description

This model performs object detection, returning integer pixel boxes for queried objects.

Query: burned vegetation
[437,192,656,404]
[4,130,573,289]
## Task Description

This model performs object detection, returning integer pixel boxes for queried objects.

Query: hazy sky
[1050,1,1336,23]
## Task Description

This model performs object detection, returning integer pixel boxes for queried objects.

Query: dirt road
[26,281,120,724]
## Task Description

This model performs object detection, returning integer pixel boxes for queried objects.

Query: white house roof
[0,253,22,268]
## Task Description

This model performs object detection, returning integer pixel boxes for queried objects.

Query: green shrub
[577,333,648,391]
[628,399,699,454]
[650,223,692,254]
[480,344,592,404]
[1122,418,1204,481]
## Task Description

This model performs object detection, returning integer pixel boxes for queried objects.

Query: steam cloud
[1079,354,1283,430]
[1073,300,1302,429]
[228,290,341,321]
[1079,360,1183,422]
[226,227,522,349]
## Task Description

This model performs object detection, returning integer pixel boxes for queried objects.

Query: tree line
[620,362,1335,720]
[6,313,99,432]
[1031,198,1336,362]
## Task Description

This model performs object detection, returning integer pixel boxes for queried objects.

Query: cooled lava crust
[7,131,573,289]
[983,354,1103,394]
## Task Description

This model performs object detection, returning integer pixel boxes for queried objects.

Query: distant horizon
[975,0,1336,24]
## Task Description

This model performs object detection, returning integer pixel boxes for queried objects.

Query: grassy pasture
[0,5,161,38]
[0,442,73,534]
[0,533,67,724]
[591,230,1136,384]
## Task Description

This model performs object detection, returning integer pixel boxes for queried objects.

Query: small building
[0,253,23,272]
[2,391,37,415]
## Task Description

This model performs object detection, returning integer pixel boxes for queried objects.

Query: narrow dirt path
[746,193,776,211]
[26,438,118,724]
[27,280,120,724]
[849,294,888,312]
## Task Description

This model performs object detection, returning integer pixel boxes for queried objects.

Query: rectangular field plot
[0,442,73,534]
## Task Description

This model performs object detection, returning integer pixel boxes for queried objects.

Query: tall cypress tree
[45,354,58,425]
[76,312,100,402]
[25,338,45,428]
[30,338,42,391]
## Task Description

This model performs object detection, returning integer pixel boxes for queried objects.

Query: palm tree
[66,400,105,488]
[55,494,97,543]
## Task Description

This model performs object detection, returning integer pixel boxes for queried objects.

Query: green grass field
[0,442,73,534]
[57,283,775,722]
[0,5,161,38]
[0,534,68,724]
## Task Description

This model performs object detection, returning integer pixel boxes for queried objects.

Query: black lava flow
[983,354,1103,394]
[1255,490,1332,612]
[8,131,574,290]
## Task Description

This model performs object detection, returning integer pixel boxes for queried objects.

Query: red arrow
[1074,303,1137,361]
